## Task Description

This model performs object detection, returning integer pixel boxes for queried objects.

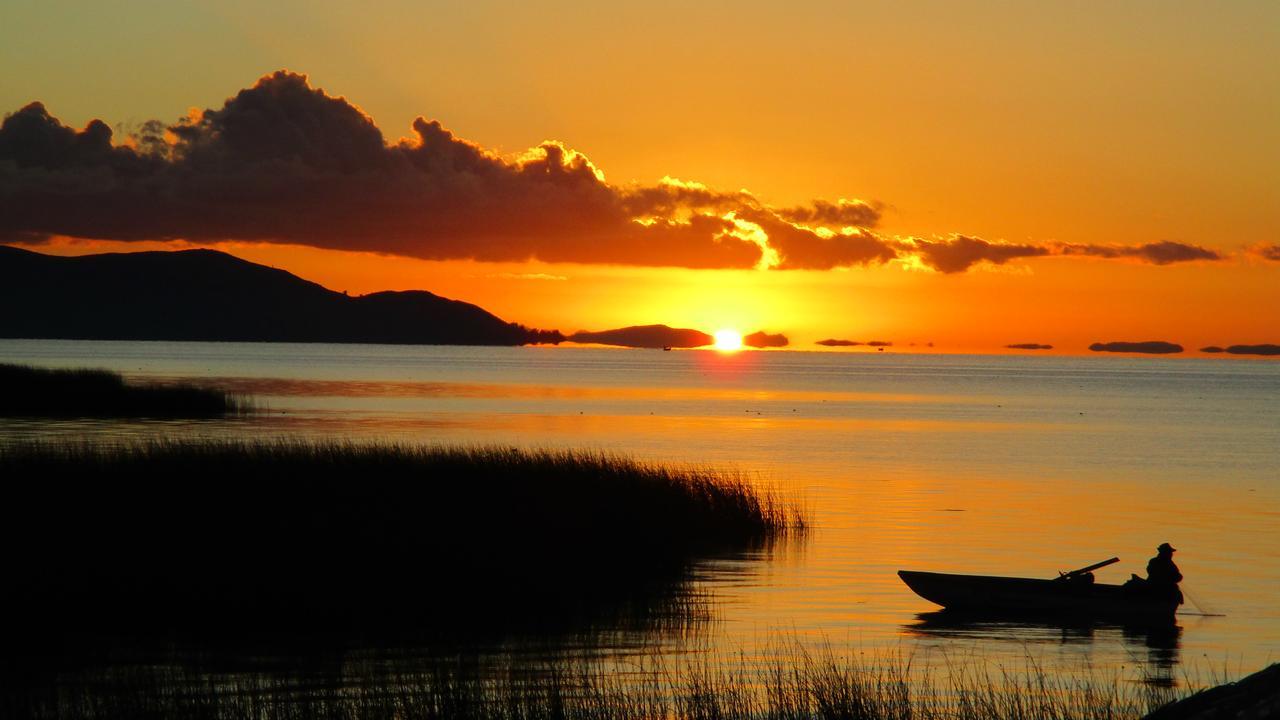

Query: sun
[713,329,743,351]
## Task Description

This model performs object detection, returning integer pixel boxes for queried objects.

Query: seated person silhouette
[1125,542,1183,606]
[1146,542,1183,605]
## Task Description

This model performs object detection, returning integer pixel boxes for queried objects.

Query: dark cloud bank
[0,71,871,270]
[1058,241,1222,265]
[1248,244,1280,262]
[1006,343,1053,350]
[903,236,1223,274]
[0,71,1230,273]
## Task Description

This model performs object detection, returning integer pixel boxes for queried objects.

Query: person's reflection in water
[1124,621,1182,687]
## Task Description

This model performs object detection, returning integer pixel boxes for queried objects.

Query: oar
[1054,556,1119,580]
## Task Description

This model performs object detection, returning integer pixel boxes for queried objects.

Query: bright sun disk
[713,329,743,351]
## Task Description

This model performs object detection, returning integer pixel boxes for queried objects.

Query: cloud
[0,229,52,244]
[738,209,899,270]
[1088,341,1183,354]
[743,331,789,348]
[0,72,765,269]
[485,272,568,281]
[903,236,1050,274]
[896,235,1224,274]
[1247,243,1280,261]
[775,199,881,228]
[619,177,752,217]
[1058,241,1222,265]
[0,71,1237,274]
[0,73,896,271]
[1006,343,1053,350]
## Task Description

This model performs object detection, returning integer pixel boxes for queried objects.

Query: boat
[897,558,1180,621]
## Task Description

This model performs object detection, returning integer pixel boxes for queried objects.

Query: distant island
[1006,343,1053,350]
[0,247,561,346]
[816,339,892,348]
[1089,341,1183,355]
[568,325,712,349]
[1201,344,1280,356]
[744,331,789,348]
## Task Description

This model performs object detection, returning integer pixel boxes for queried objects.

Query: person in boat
[1122,543,1184,606]
[1145,542,1183,605]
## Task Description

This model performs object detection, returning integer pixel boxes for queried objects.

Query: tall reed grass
[0,363,248,417]
[0,440,804,642]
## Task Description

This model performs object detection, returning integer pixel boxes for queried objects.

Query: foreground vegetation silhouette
[1,639,1208,720]
[0,440,803,644]
[0,363,247,417]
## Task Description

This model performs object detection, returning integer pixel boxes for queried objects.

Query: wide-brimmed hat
[1158,542,1176,553]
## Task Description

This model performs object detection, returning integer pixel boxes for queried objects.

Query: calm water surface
[2,340,1277,686]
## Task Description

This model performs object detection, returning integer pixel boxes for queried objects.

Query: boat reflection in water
[903,611,1182,687]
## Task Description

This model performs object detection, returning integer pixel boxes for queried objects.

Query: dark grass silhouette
[0,640,1193,720]
[0,440,803,645]
[0,363,248,417]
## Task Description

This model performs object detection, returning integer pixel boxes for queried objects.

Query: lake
[2,339,1277,689]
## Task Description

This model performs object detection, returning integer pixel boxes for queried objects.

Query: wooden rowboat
[897,568,1179,621]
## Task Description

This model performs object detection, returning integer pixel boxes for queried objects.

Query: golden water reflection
[146,374,974,405]
[1,346,1276,689]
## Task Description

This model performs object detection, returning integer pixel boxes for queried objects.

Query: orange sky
[1,2,1277,353]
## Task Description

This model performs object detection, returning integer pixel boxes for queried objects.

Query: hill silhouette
[0,247,561,345]
[744,331,789,348]
[569,325,712,349]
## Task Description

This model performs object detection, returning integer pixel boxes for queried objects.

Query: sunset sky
[2,1,1277,352]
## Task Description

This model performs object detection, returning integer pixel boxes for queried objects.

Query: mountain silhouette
[0,247,561,345]
[743,331,788,348]
[569,325,712,349]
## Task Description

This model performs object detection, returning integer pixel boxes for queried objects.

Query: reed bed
[0,363,249,417]
[0,439,804,642]
[0,642,1192,720]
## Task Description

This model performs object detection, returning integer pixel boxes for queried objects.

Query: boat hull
[897,570,1178,621]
